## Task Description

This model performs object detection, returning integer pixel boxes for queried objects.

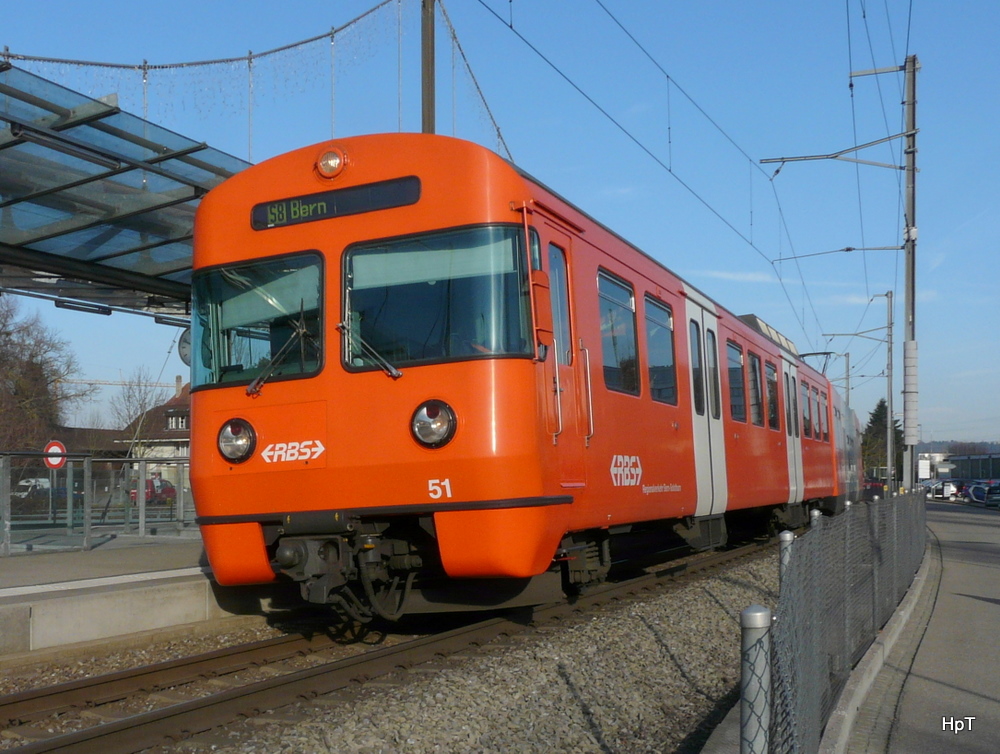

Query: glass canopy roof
[0,62,250,320]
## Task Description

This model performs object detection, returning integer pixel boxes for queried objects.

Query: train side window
[549,244,572,365]
[816,388,827,442]
[690,320,705,416]
[645,296,677,405]
[790,375,800,437]
[598,272,639,395]
[784,373,792,436]
[748,352,764,426]
[726,341,747,422]
[801,380,812,438]
[706,329,721,420]
[821,391,830,442]
[765,361,780,430]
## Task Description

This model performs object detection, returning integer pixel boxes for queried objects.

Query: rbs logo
[260,440,326,463]
[610,455,643,487]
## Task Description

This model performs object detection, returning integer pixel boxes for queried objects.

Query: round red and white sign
[43,440,67,470]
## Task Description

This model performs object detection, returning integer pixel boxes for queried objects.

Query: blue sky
[4,0,998,442]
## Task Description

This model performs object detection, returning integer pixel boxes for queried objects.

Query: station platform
[0,532,291,660]
[842,499,1000,753]
[704,498,1000,753]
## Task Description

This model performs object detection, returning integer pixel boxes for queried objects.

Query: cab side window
[548,244,572,366]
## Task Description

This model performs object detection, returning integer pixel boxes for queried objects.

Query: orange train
[191,133,861,620]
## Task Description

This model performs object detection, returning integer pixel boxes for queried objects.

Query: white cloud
[826,294,875,306]
[696,270,776,283]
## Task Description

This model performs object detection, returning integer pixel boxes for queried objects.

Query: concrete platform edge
[0,574,272,656]
[817,540,932,754]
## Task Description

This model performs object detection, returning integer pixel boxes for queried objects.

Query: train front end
[190,134,569,619]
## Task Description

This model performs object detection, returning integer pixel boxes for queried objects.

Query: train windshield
[343,226,532,371]
[191,253,323,389]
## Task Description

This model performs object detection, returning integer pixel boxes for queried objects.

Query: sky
[3,0,998,442]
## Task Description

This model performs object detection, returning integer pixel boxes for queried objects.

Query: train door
[540,223,587,487]
[782,358,804,503]
[684,286,728,517]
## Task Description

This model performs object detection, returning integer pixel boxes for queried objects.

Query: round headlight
[316,148,346,178]
[218,418,257,463]
[411,400,457,448]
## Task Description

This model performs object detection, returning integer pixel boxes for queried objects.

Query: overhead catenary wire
[474,0,827,353]
[842,0,916,385]
[0,1,395,71]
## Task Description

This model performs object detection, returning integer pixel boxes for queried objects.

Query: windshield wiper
[337,321,402,379]
[246,314,312,396]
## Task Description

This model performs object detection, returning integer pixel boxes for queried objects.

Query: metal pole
[885,292,895,494]
[844,352,851,414]
[740,605,772,754]
[421,0,436,134]
[902,54,920,491]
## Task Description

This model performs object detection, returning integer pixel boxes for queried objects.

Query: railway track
[0,541,771,753]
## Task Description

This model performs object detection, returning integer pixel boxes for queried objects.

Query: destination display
[250,176,421,230]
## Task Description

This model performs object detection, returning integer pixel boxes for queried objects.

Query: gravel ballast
[193,550,779,753]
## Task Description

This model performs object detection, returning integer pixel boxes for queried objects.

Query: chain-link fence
[758,493,926,753]
[1,453,194,555]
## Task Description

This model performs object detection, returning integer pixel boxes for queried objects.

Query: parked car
[862,478,885,501]
[964,483,989,504]
[129,478,177,506]
[951,479,976,500]
[926,480,959,501]
[985,485,1000,509]
[12,478,50,499]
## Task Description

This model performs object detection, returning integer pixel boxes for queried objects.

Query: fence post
[83,457,93,551]
[740,605,772,754]
[1,455,10,557]
[891,498,900,603]
[779,529,794,593]
[174,463,184,529]
[65,461,75,535]
[844,500,852,668]
[871,500,881,635]
[138,460,147,537]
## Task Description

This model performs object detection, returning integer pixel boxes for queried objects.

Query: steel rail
[6,541,773,753]
[0,632,339,727]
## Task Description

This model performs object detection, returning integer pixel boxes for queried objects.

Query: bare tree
[947,441,992,456]
[0,296,93,451]
[108,365,169,432]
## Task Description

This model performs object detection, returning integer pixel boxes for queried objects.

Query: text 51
[428,478,453,499]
